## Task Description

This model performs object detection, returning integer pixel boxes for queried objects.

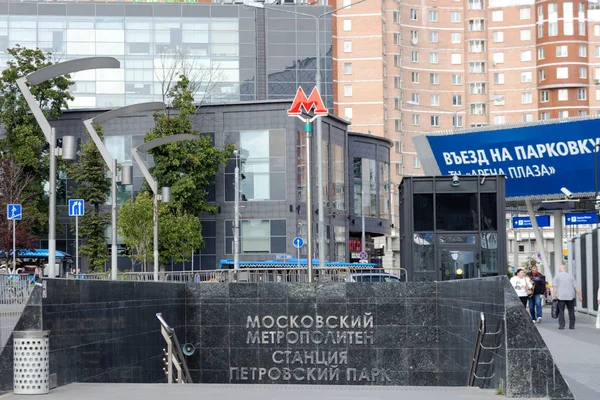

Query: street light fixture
[131,134,203,281]
[245,0,367,268]
[406,95,505,129]
[16,57,120,278]
[83,102,166,280]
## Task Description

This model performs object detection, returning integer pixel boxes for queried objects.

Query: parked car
[347,272,403,282]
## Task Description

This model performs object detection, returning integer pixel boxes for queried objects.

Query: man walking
[528,265,546,323]
[552,265,583,330]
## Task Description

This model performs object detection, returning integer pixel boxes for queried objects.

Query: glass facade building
[0,2,333,109]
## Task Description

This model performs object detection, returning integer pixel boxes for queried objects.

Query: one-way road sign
[69,199,85,217]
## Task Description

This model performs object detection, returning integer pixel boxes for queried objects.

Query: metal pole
[48,127,56,278]
[315,15,326,268]
[12,218,16,271]
[234,151,240,270]
[306,121,314,282]
[525,199,553,284]
[191,249,194,273]
[595,144,599,228]
[75,215,79,274]
[154,193,159,281]
[111,159,118,280]
[553,209,563,276]
[361,190,366,253]
[512,217,519,270]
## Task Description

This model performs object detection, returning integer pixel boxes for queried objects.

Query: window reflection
[435,193,478,231]
[332,144,345,211]
[353,158,377,216]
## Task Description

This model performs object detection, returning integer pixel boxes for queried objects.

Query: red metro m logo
[287,87,328,116]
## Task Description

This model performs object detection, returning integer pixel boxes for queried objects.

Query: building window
[494,95,505,105]
[597,88,600,101]
[556,45,568,57]
[579,21,585,36]
[520,8,531,19]
[469,62,485,73]
[468,0,483,10]
[492,10,503,22]
[520,29,531,41]
[452,95,462,106]
[540,90,549,102]
[450,12,461,23]
[539,69,546,82]
[451,32,461,44]
[578,110,587,116]
[412,114,420,125]
[393,33,401,45]
[493,52,504,64]
[430,94,440,106]
[579,45,587,57]
[595,25,600,36]
[557,67,569,79]
[493,73,505,85]
[493,31,504,43]
[353,158,378,217]
[522,114,533,122]
[558,89,568,101]
[451,53,462,64]
[394,76,401,88]
[394,119,402,131]
[345,107,353,119]
[549,22,558,36]
[430,31,439,43]
[225,130,286,202]
[541,112,550,120]
[411,72,419,83]
[521,71,533,83]
[394,97,402,110]
[411,30,418,43]
[469,83,486,94]
[413,157,421,169]
[596,46,600,57]
[429,11,438,22]
[411,93,420,104]
[559,110,569,119]
[225,220,286,255]
[469,40,485,53]
[470,103,486,115]
[392,11,400,24]
[394,55,401,67]
[580,67,587,79]
[578,88,587,100]
[410,9,418,20]
[430,52,439,64]
[520,50,532,62]
[430,73,440,84]
[344,41,352,52]
[469,19,485,31]
[453,116,463,127]
[538,23,544,38]
[430,115,440,127]
[343,20,352,31]
[538,47,545,60]
[521,92,533,104]
[344,85,352,97]
[493,115,505,125]
[452,74,462,85]
[538,5,544,20]
[344,62,352,75]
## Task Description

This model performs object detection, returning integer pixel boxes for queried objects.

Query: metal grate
[13,331,49,395]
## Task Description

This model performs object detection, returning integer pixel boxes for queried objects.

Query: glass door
[440,247,476,280]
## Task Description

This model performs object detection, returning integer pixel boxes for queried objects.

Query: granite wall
[0,285,43,394]
[41,279,185,387]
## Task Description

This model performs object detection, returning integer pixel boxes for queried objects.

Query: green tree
[68,124,111,271]
[0,46,74,235]
[158,206,203,266]
[118,192,154,272]
[146,74,233,216]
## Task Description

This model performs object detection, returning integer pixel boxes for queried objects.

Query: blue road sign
[7,204,22,220]
[69,199,85,217]
[415,117,600,198]
[359,251,368,260]
[293,237,304,249]
[565,212,598,225]
[512,215,551,229]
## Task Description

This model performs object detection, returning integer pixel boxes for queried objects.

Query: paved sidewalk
[0,383,524,400]
[536,309,600,400]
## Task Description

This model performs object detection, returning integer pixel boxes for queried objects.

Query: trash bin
[13,331,49,395]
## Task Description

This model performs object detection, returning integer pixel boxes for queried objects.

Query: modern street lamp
[233,149,241,271]
[16,57,120,278]
[131,134,202,281]
[83,102,166,280]
[406,95,505,129]
[245,0,367,268]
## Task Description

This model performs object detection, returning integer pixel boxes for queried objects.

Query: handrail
[467,312,486,386]
[156,313,192,384]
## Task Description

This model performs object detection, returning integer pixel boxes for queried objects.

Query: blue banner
[565,212,598,225]
[512,215,551,229]
[423,118,600,198]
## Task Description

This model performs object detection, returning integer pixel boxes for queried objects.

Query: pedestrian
[528,265,546,323]
[552,265,583,330]
[510,268,533,307]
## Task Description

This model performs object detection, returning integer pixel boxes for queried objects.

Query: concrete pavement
[536,309,600,400]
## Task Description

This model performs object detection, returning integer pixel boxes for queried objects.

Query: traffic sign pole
[12,218,15,271]
[75,214,79,274]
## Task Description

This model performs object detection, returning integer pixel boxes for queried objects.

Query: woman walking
[511,268,533,307]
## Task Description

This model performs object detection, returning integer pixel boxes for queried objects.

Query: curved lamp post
[16,57,120,278]
[83,102,166,280]
[131,134,202,281]
[245,0,366,268]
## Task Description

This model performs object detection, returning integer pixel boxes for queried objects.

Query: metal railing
[156,313,192,384]
[62,267,408,283]
[0,275,37,349]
